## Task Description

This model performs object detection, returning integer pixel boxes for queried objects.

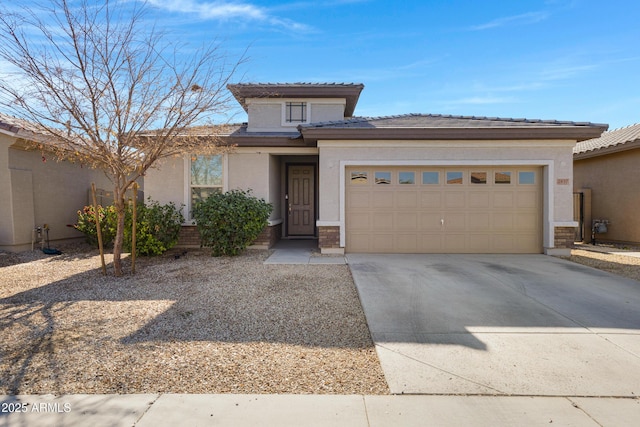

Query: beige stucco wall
[317,139,576,250]
[1,139,111,251]
[246,99,346,132]
[145,151,286,223]
[144,156,186,208]
[574,149,640,244]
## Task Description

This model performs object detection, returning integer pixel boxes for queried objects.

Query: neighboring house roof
[0,112,43,139]
[298,113,608,143]
[227,83,365,117]
[573,123,640,160]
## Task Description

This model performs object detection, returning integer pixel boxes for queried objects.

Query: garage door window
[351,171,368,184]
[519,171,535,184]
[399,172,415,184]
[471,172,487,184]
[375,172,391,184]
[495,172,511,184]
[422,171,439,185]
[446,171,463,184]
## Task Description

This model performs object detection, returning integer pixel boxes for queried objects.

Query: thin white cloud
[470,11,549,31]
[147,0,313,32]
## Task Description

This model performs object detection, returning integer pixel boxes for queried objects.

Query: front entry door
[287,165,315,236]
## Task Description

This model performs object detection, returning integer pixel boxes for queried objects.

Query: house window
[189,155,223,218]
[519,171,535,184]
[495,171,511,184]
[285,102,307,123]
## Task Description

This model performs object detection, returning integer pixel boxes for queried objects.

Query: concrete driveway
[347,254,640,396]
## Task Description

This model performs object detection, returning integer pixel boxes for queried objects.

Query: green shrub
[74,199,184,256]
[74,205,117,247]
[193,189,273,256]
[124,199,184,256]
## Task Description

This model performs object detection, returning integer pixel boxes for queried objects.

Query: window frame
[282,101,309,126]
[184,154,227,222]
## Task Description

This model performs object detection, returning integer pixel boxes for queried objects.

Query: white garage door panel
[346,166,542,253]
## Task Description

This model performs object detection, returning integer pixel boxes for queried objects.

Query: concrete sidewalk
[2,394,639,426]
[264,239,346,264]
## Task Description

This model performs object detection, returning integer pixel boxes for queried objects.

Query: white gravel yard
[0,244,388,395]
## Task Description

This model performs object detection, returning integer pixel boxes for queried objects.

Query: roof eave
[574,139,640,160]
[227,84,365,117]
[224,134,312,148]
[300,125,608,143]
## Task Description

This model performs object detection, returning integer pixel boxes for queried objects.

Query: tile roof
[299,113,605,129]
[573,123,640,157]
[0,112,43,136]
[227,83,364,117]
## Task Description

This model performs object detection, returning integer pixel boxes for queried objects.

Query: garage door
[346,166,542,253]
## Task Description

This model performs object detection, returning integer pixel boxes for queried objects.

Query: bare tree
[0,0,242,275]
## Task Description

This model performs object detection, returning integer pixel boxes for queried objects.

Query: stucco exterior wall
[246,98,346,132]
[317,139,576,250]
[574,149,640,244]
[1,142,111,251]
[0,134,13,245]
[145,156,186,208]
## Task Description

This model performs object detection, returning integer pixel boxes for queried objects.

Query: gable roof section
[227,83,364,117]
[299,113,607,143]
[573,123,640,160]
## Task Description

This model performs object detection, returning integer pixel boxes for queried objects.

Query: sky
[138,0,640,131]
[2,0,638,131]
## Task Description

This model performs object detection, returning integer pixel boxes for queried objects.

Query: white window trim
[183,154,229,223]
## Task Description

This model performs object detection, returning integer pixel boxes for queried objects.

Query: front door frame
[286,162,317,237]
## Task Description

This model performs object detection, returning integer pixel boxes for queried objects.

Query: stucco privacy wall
[574,149,640,244]
[1,141,111,251]
[317,139,576,250]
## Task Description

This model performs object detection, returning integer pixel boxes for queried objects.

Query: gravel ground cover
[561,245,640,282]
[0,244,388,395]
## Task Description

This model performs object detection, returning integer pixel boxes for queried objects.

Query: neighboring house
[574,123,640,245]
[0,113,112,252]
[145,82,607,256]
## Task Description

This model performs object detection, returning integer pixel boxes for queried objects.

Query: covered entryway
[345,166,542,253]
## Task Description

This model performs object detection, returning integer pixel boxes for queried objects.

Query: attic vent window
[285,102,307,123]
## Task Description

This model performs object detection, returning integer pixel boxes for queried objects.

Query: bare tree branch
[0,0,245,275]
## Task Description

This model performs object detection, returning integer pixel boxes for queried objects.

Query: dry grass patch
[0,245,388,395]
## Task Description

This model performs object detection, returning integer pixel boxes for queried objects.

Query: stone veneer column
[318,226,342,253]
[554,226,577,250]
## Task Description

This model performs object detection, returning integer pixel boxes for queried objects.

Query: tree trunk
[112,190,126,276]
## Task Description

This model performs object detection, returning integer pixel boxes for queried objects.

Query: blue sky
[142,0,640,130]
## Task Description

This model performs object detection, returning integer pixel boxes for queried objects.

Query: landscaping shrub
[74,199,184,256]
[193,189,273,256]
[74,204,117,247]
[123,199,184,256]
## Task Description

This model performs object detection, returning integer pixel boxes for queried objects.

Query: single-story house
[144,82,608,256]
[0,113,112,252]
[574,123,640,245]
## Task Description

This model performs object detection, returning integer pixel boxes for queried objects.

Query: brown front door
[287,165,315,236]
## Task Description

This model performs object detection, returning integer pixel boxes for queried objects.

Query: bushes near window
[74,199,184,256]
[193,189,273,256]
